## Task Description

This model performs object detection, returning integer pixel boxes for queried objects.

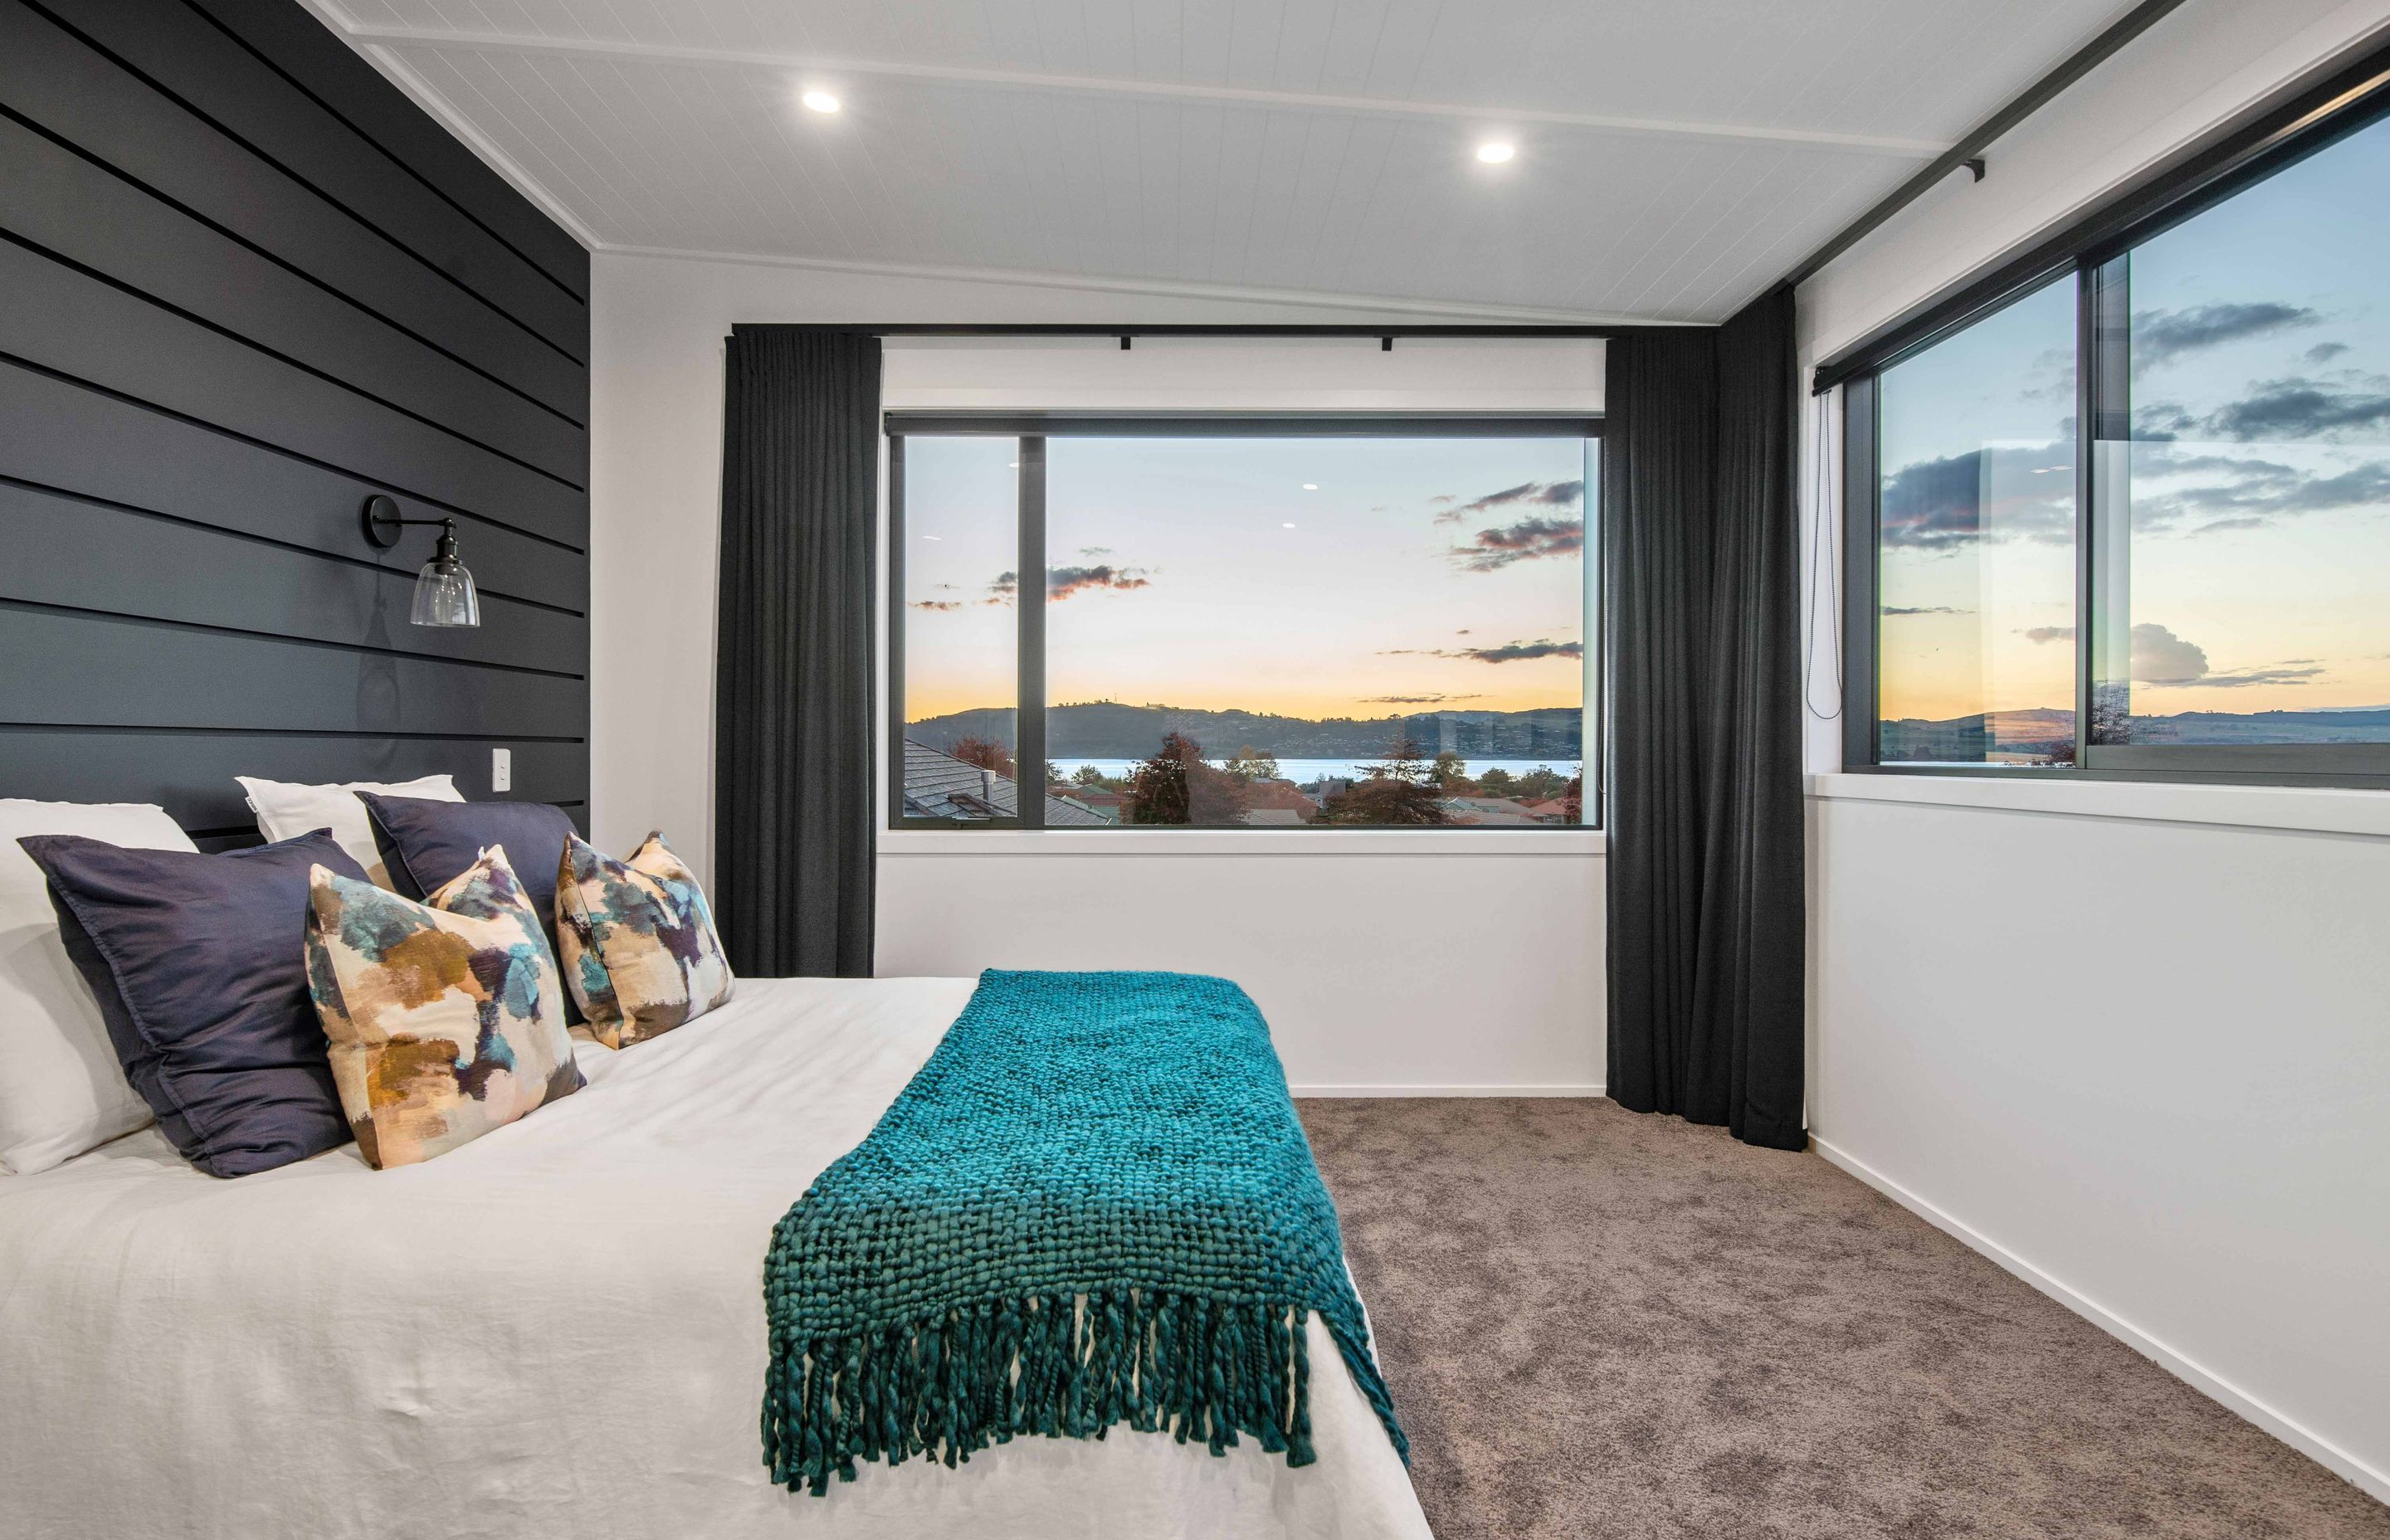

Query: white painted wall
[1797,0,2390,1500]
[589,252,1607,1093]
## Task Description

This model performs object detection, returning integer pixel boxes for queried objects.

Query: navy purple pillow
[17,829,366,1177]
[361,794,580,1022]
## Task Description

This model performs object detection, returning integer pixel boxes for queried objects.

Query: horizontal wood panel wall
[0,0,588,841]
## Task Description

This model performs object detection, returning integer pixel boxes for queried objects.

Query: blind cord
[1804,387,1845,721]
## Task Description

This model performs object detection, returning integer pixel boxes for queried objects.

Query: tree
[1315,733,1451,826]
[950,736,1016,778]
[1475,767,1516,795]
[1513,765,1567,801]
[1071,764,1107,787]
[1559,774,1583,825]
[1429,750,1472,792]
[1045,762,1066,788]
[1124,733,1252,825]
[1222,744,1282,784]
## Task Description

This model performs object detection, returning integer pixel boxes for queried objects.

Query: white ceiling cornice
[330,22,1953,159]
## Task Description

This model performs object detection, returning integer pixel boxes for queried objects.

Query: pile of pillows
[0,776,734,1180]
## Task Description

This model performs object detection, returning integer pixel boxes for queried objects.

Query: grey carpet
[1299,1098,2388,1540]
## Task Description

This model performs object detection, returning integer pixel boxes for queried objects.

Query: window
[1873,277,2078,767]
[1843,59,2390,787]
[890,418,1601,829]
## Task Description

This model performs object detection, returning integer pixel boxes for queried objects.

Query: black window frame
[887,412,1607,831]
[1829,37,2390,791]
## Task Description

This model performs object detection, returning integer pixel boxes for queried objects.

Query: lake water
[1053,757,1580,786]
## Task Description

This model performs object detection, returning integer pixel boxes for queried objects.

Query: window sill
[880,827,1607,856]
[1807,771,2390,838]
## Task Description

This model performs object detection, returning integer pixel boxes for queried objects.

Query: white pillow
[0,800,197,1176]
[236,773,461,889]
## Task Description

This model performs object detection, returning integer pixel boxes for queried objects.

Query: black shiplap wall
[0,0,588,846]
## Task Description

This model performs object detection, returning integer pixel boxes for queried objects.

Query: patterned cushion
[305,845,582,1169]
[555,832,734,1050]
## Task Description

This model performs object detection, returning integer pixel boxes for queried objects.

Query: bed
[0,973,1430,1540]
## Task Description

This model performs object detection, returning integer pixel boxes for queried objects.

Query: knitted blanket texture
[760,969,1405,1494]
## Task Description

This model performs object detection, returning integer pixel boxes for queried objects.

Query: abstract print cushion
[555,832,734,1050]
[306,845,582,1169]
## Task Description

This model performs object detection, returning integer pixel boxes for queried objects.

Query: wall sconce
[362,495,480,628]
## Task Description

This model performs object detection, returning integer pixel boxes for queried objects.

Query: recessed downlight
[801,90,842,115]
[1302,482,1319,490]
[1476,141,1515,164]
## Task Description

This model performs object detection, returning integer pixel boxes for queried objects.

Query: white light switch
[491,747,512,792]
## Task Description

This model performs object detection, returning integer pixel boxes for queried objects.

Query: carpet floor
[1298,1098,2388,1540]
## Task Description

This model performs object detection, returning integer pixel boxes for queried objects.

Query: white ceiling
[314,0,2148,321]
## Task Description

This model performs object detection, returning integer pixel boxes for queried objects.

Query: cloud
[909,599,968,612]
[2199,378,2390,441]
[1046,564,1151,600]
[1880,441,2075,548]
[2305,342,2350,364]
[1453,639,1583,664]
[1882,605,1969,616]
[2021,626,2075,644]
[2117,621,2327,690]
[1080,546,1112,557]
[988,571,1017,602]
[2129,622,2208,685]
[2130,450,2390,535]
[1449,515,1587,572]
[2170,665,2327,689]
[2129,302,2319,369]
[1364,693,1485,704]
[1377,637,1584,664]
[1433,479,1584,525]
[1427,494,1456,505]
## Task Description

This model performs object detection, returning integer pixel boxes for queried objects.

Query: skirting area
[1299,1099,2390,1540]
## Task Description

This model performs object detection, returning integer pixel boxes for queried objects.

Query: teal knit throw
[760,969,1406,1495]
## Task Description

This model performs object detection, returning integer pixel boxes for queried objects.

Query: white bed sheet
[0,975,1429,1540]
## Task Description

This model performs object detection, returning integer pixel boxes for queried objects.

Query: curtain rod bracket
[1964,157,1987,182]
[1381,336,1393,351]
[1119,334,1131,350]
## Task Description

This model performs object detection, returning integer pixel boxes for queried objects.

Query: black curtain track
[1604,286,1806,1151]
[714,326,880,977]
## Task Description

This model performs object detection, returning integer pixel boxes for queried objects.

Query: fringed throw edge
[762,1286,1403,1496]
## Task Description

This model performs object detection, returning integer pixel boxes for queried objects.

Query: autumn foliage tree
[1124,733,1253,825]
[949,736,1017,778]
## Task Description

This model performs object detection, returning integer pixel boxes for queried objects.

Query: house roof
[901,739,1109,826]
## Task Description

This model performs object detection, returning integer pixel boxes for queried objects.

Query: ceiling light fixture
[1302,482,1319,490]
[1476,141,1515,164]
[801,90,841,115]
[1283,522,1298,529]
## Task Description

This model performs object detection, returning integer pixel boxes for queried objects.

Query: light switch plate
[491,747,512,792]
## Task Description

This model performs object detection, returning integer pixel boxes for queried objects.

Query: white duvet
[0,976,1428,1540]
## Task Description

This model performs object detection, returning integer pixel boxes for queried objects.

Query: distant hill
[905,702,1583,760]
[1882,704,2390,758]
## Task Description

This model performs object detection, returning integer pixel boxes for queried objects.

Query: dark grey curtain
[714,327,880,977]
[1604,285,1806,1150]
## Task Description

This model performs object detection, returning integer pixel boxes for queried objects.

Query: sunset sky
[901,433,1593,727]
[1877,110,2390,726]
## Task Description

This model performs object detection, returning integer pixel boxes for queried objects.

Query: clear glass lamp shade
[410,553,480,627]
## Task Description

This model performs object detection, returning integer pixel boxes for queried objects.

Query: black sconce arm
[360,494,456,550]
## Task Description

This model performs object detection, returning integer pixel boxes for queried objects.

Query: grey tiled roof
[901,739,1110,826]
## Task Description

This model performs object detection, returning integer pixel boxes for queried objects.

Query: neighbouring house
[901,739,1109,825]
[1521,798,1576,823]
[1239,778,1319,825]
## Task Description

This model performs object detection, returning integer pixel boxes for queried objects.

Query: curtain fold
[1604,286,1806,1150]
[713,327,880,977]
